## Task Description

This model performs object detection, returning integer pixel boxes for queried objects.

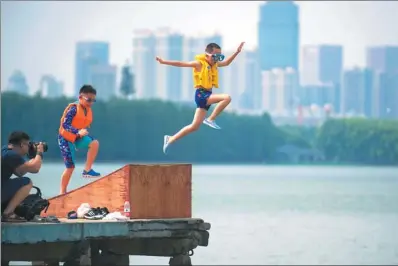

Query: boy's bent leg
[76,136,100,178]
[163,108,207,154]
[2,177,33,216]
[204,93,232,129]
[59,137,76,194]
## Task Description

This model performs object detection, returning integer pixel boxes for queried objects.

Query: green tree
[316,118,398,165]
[119,63,134,97]
[2,92,310,164]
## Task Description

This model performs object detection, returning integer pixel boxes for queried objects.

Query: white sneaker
[163,135,170,154]
[203,118,221,129]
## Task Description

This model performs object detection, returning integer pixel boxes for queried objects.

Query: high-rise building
[341,68,374,116]
[154,28,184,101]
[132,29,157,99]
[133,29,185,101]
[374,71,398,119]
[366,46,398,73]
[75,41,109,96]
[301,45,343,86]
[4,70,29,95]
[300,84,337,110]
[39,75,64,98]
[223,50,261,111]
[223,50,243,111]
[88,64,117,101]
[261,68,298,115]
[366,46,398,119]
[181,34,223,102]
[258,1,299,71]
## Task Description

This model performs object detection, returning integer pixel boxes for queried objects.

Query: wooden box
[45,164,192,219]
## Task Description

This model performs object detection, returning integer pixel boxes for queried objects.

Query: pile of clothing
[67,203,129,221]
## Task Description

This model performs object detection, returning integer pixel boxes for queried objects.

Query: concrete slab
[1,218,211,245]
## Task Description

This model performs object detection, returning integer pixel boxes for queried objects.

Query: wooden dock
[1,163,211,265]
[1,218,211,265]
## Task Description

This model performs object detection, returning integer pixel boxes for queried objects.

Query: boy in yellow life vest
[156,42,245,154]
[58,85,100,194]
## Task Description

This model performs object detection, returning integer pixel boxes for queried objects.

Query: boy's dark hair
[79,84,97,95]
[8,131,30,145]
[205,43,221,53]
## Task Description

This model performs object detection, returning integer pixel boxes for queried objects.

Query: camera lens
[42,143,48,152]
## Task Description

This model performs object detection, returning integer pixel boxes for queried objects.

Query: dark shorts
[194,88,212,111]
[58,135,95,168]
[1,176,31,203]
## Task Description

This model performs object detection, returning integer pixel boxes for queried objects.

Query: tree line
[316,118,398,165]
[1,92,397,165]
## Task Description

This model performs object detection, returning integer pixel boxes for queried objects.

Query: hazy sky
[1,1,398,95]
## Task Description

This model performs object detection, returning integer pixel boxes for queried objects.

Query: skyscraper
[132,29,157,99]
[154,28,184,101]
[244,50,262,110]
[366,46,398,119]
[223,50,261,111]
[300,45,343,113]
[301,45,343,85]
[87,64,117,101]
[366,46,398,73]
[258,1,299,71]
[74,41,109,96]
[261,68,298,115]
[341,68,374,116]
[5,70,29,95]
[39,75,64,98]
[374,71,398,119]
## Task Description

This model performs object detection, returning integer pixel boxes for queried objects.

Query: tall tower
[74,41,109,96]
[258,1,299,71]
[132,29,157,99]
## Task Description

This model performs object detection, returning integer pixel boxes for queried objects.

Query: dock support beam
[169,254,192,266]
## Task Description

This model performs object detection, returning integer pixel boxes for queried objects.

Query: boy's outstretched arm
[156,56,200,68]
[218,42,245,67]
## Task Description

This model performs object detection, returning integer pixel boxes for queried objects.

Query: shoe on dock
[83,208,103,220]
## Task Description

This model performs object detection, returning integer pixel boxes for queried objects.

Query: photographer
[1,131,44,221]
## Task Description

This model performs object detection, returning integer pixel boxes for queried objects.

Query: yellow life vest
[193,54,219,90]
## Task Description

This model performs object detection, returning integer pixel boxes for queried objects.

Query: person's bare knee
[64,167,75,174]
[224,95,232,103]
[89,140,99,148]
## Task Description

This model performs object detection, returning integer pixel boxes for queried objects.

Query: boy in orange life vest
[156,42,245,154]
[58,85,100,195]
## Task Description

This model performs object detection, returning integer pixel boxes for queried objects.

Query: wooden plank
[44,164,192,219]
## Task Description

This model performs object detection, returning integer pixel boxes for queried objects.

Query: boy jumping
[156,42,245,154]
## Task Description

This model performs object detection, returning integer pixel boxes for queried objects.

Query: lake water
[16,163,398,265]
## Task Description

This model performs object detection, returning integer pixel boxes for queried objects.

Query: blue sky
[1,1,398,95]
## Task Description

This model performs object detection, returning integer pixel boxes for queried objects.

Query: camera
[28,142,48,159]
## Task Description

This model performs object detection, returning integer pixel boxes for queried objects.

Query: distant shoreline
[41,159,398,168]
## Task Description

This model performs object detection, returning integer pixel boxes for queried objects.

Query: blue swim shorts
[194,88,212,111]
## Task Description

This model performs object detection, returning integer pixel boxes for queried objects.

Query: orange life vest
[58,103,93,143]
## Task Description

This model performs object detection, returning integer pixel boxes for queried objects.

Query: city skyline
[2,1,398,95]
